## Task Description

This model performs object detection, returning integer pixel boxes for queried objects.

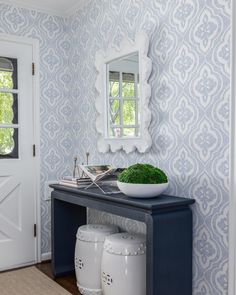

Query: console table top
[50,184,195,211]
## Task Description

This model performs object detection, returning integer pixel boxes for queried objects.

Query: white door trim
[0,33,41,264]
[229,0,235,294]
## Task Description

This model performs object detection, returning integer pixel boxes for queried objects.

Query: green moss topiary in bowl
[117,164,168,198]
[118,163,168,184]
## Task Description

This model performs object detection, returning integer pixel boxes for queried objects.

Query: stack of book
[59,166,125,193]
[59,176,92,188]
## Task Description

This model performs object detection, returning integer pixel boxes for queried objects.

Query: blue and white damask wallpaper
[0,0,231,294]
[69,1,230,294]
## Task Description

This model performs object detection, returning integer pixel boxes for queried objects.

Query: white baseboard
[41,252,51,261]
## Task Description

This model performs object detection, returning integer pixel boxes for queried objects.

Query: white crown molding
[0,0,89,17]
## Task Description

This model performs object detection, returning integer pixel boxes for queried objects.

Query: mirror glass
[106,52,140,139]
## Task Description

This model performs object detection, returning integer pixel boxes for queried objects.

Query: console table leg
[146,208,193,295]
[51,194,87,277]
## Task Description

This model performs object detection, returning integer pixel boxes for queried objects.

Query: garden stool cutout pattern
[75,224,119,295]
[101,232,146,295]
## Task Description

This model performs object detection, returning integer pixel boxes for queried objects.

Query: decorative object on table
[86,152,90,165]
[117,163,168,198]
[79,164,119,194]
[98,168,125,186]
[81,152,90,178]
[59,176,92,188]
[75,224,119,295]
[101,232,146,295]
[79,165,113,182]
[58,153,93,188]
[59,162,124,193]
[72,156,80,178]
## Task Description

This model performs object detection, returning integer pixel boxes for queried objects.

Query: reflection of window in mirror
[95,32,152,153]
[107,52,140,139]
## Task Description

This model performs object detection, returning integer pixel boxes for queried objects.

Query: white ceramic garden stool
[101,232,146,295]
[75,224,119,295]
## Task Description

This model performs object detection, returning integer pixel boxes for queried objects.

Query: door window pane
[0,128,18,158]
[0,92,18,124]
[0,57,18,89]
[0,57,19,159]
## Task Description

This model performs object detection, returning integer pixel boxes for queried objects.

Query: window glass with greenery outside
[0,57,18,158]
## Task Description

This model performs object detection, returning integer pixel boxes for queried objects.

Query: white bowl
[117,181,169,198]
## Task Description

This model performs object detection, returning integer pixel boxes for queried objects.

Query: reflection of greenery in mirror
[109,99,120,125]
[0,128,15,155]
[122,73,135,97]
[0,57,17,157]
[108,52,140,138]
[123,100,136,125]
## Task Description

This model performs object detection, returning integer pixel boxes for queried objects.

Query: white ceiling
[2,0,87,16]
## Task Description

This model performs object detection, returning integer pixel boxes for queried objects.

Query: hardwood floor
[36,261,81,295]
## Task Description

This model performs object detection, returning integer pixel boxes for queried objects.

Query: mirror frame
[95,32,152,153]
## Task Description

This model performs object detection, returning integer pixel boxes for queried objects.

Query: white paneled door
[0,37,37,270]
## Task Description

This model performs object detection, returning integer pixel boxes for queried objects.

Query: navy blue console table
[50,184,195,295]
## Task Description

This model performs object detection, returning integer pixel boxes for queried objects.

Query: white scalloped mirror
[95,32,152,153]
